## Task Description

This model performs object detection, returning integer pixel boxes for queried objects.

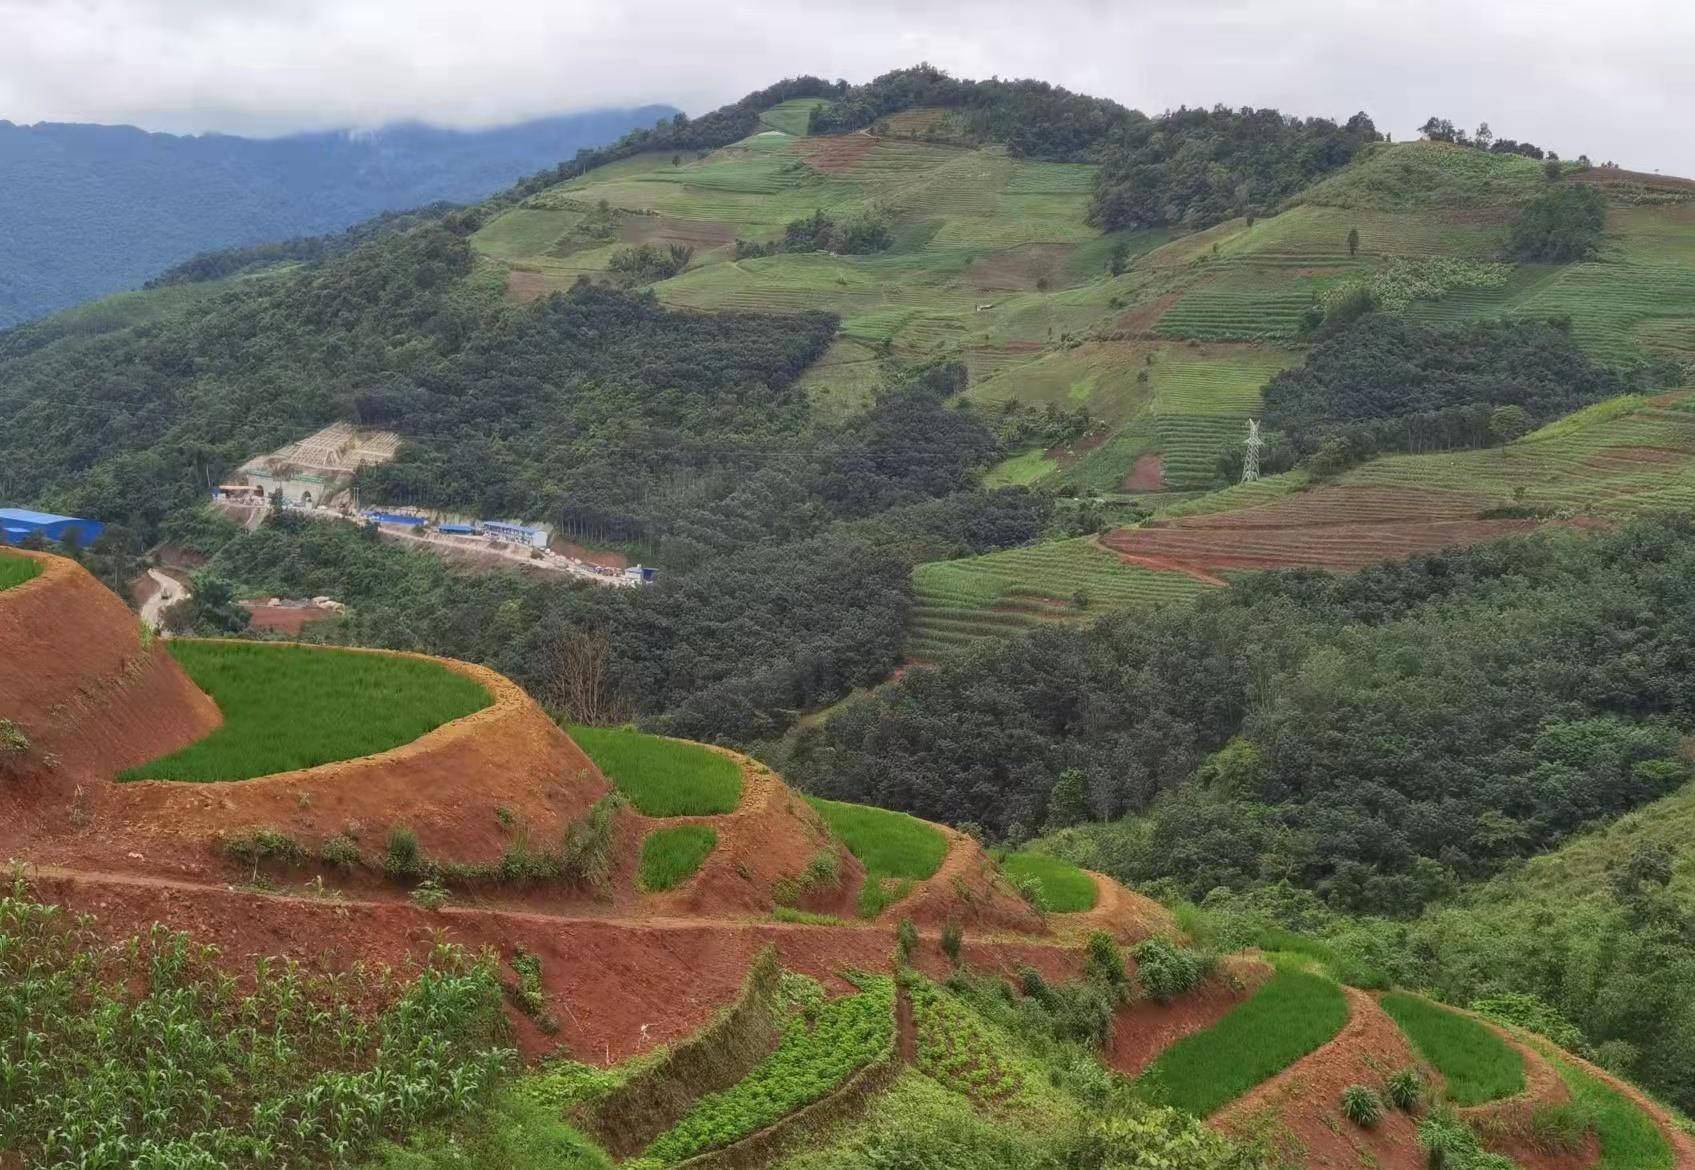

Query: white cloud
[1,0,1690,174]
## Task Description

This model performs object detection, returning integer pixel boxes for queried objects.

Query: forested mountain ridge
[0,105,676,326]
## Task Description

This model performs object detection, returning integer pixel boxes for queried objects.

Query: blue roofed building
[0,508,105,548]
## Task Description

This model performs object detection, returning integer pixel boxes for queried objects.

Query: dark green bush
[1132,937,1214,1003]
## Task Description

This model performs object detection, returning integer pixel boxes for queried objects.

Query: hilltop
[0,105,676,326]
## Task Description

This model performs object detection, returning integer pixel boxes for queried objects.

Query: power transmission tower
[1241,419,1264,484]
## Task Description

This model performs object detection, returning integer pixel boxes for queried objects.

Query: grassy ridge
[0,551,40,592]
[1137,967,1349,1116]
[570,726,744,817]
[1380,993,1524,1105]
[121,642,491,782]
[637,825,718,893]
[999,852,1097,913]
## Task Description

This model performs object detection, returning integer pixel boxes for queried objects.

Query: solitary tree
[1347,228,1360,257]
[1107,239,1132,276]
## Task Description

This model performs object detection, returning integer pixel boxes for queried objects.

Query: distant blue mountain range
[0,106,678,327]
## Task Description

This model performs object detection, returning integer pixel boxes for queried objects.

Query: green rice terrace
[0,550,40,591]
[636,824,719,892]
[1380,992,1525,1106]
[804,796,948,916]
[570,725,744,816]
[998,851,1098,913]
[118,641,492,781]
[1134,965,1350,1116]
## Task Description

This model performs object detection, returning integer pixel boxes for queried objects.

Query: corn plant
[0,881,514,1170]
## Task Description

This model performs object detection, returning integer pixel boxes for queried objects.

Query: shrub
[559,794,621,888]
[940,921,964,967]
[1341,1085,1385,1127]
[1527,1101,1595,1154]
[1386,1067,1425,1111]
[1509,184,1606,261]
[0,720,32,779]
[319,833,361,869]
[1086,931,1130,997]
[411,878,449,911]
[386,825,426,878]
[1131,937,1213,1003]
[1419,1108,1517,1170]
[223,828,307,868]
[896,918,919,965]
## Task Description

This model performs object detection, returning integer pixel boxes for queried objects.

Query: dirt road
[139,568,189,631]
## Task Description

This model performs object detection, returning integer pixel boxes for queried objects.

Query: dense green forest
[0,107,675,326]
[787,517,1695,917]
[1260,315,1639,466]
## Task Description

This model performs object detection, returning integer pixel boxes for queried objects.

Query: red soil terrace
[1,551,1166,1066]
[1103,485,1577,575]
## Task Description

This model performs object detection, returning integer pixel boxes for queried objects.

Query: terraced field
[972,342,1293,492]
[1505,262,1695,363]
[1340,394,1695,513]
[907,537,1216,660]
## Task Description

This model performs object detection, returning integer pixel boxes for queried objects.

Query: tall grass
[121,641,491,782]
[1380,993,1524,1106]
[637,825,718,892]
[999,851,1097,913]
[0,550,41,591]
[1137,967,1349,1116]
[569,725,742,816]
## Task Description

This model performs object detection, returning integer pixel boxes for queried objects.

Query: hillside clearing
[119,642,491,782]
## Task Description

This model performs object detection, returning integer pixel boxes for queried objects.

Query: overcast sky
[4,0,1691,175]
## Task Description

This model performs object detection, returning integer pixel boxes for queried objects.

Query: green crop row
[804,797,948,885]
[640,973,894,1164]
[570,725,743,817]
[120,641,492,783]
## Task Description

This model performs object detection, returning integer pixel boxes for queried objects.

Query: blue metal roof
[0,508,79,525]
